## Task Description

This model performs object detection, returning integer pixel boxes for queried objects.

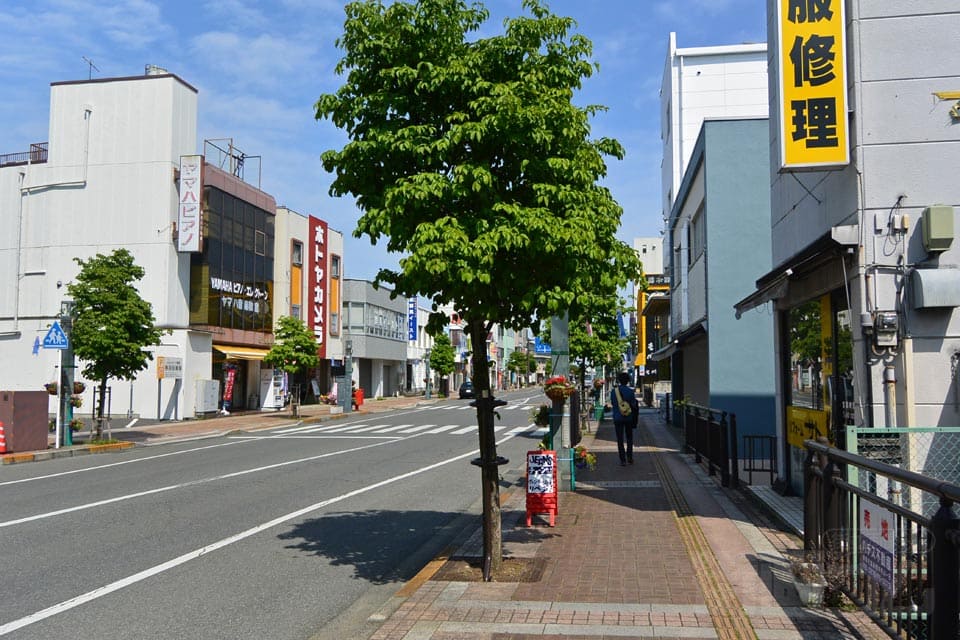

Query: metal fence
[680,403,738,488]
[850,427,960,519]
[804,438,960,640]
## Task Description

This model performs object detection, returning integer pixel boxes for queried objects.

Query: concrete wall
[703,119,776,439]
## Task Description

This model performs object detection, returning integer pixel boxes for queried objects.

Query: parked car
[458,380,474,399]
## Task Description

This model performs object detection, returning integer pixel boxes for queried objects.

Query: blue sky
[0,0,764,281]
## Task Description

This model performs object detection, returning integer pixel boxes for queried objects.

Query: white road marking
[423,424,461,434]
[0,431,525,636]
[0,439,394,530]
[0,440,255,487]
[395,424,438,433]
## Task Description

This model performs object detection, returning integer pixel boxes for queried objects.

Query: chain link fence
[850,426,960,518]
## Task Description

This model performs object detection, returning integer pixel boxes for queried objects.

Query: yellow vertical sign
[777,0,849,169]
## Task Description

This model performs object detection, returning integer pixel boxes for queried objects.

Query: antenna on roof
[81,56,100,80]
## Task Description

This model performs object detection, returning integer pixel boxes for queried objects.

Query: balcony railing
[0,142,48,167]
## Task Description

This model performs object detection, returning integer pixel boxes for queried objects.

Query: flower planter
[792,563,826,606]
[73,381,86,394]
[544,388,571,402]
[794,579,826,606]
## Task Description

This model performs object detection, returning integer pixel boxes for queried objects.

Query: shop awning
[214,345,270,360]
[734,225,858,319]
[641,293,670,317]
[647,322,706,362]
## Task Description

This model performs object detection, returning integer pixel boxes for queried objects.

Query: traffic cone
[0,420,6,454]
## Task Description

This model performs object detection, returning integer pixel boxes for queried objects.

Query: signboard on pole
[42,321,69,350]
[157,356,183,380]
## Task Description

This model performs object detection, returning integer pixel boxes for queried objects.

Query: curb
[2,441,135,465]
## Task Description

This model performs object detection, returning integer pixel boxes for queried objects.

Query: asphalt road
[0,389,548,640]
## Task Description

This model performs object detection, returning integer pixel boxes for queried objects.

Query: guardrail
[804,439,960,639]
[680,403,738,488]
[0,142,48,167]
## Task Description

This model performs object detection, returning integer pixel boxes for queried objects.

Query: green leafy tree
[429,332,455,393]
[506,349,536,385]
[316,0,639,572]
[67,249,166,438]
[264,316,321,403]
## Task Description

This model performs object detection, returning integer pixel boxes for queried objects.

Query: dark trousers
[614,421,634,462]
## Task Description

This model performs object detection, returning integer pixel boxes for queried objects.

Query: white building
[0,72,208,419]
[0,71,342,420]
[660,32,768,225]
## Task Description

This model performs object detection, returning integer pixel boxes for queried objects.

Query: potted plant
[791,559,827,606]
[69,418,85,432]
[69,395,83,408]
[573,445,597,470]
[45,381,58,395]
[73,381,86,394]
[543,375,574,402]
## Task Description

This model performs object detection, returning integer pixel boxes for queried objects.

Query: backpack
[614,386,632,417]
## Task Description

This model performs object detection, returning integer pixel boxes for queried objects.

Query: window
[291,241,303,266]
[330,312,340,335]
[331,255,341,279]
[690,204,705,264]
[255,230,266,256]
[291,303,301,320]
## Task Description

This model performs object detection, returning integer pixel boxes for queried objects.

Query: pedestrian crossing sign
[42,321,69,349]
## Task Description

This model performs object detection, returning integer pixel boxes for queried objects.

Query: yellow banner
[777,0,849,168]
[787,405,830,448]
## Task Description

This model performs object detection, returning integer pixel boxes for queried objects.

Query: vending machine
[260,369,287,410]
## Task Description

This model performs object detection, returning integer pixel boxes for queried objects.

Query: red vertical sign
[308,217,328,359]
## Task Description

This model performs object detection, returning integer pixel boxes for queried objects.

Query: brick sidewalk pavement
[364,410,889,640]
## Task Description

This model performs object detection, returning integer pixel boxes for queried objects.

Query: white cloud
[100,0,174,49]
[190,31,322,90]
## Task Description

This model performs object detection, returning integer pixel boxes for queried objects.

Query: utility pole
[59,301,76,447]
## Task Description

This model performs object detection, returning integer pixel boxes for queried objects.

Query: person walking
[610,371,639,466]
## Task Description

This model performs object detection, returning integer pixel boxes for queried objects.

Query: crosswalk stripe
[424,424,460,434]
[397,424,437,433]
[274,422,367,435]
[370,424,416,433]
[333,424,393,433]
[451,425,476,435]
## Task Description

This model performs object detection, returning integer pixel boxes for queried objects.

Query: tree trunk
[95,380,107,440]
[468,320,502,579]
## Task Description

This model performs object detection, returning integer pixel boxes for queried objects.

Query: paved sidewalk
[1,394,428,463]
[363,410,889,640]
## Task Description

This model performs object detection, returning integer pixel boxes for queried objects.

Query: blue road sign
[42,321,69,350]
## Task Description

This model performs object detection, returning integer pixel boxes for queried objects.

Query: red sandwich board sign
[526,450,558,526]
